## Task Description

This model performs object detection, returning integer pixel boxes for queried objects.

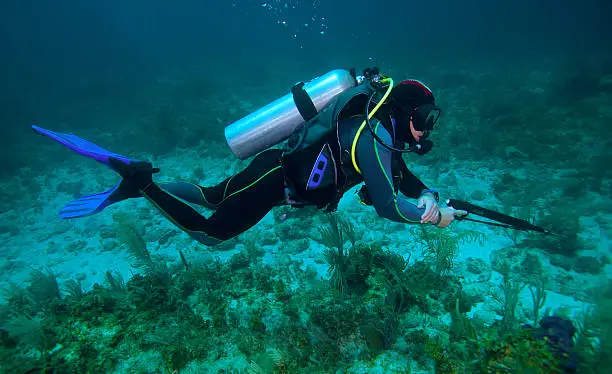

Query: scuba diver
[33,67,467,246]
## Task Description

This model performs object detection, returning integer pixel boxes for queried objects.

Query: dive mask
[410,103,441,138]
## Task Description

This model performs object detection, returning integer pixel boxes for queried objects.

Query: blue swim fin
[59,179,140,219]
[32,125,138,167]
[32,125,144,219]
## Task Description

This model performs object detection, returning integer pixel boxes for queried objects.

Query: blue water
[1,1,611,372]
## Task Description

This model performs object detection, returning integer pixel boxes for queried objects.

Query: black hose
[364,92,415,154]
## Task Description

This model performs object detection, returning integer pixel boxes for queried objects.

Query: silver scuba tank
[224,69,356,160]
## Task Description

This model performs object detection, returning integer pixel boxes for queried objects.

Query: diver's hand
[418,192,440,224]
[436,207,468,228]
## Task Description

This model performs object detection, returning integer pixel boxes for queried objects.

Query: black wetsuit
[142,115,432,246]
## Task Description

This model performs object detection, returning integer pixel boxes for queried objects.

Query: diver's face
[409,118,425,143]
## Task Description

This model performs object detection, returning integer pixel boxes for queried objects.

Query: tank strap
[291,82,318,122]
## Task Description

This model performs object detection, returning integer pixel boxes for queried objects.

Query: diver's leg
[158,149,283,209]
[158,182,218,209]
[197,150,286,240]
[139,150,285,245]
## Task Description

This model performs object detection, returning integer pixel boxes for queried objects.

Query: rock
[99,226,116,239]
[466,257,489,275]
[101,239,117,252]
[473,308,501,327]
[470,189,488,201]
[66,240,87,253]
[549,254,574,271]
[574,256,603,274]
[520,253,543,276]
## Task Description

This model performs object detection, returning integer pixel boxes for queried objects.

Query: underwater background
[1,0,611,372]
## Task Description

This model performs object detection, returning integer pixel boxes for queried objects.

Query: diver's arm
[396,160,429,199]
[356,121,425,224]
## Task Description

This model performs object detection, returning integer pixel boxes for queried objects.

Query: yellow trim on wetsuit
[223,165,282,201]
[196,183,211,205]
[159,181,215,207]
[350,77,394,174]
[372,122,418,223]
[223,175,235,200]
[218,148,282,204]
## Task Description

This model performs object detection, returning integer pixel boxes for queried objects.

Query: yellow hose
[350,78,394,174]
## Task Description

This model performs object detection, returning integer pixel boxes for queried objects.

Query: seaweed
[113,212,154,270]
[27,268,61,310]
[491,262,527,333]
[316,213,347,251]
[528,273,548,326]
[62,279,84,300]
[412,225,485,276]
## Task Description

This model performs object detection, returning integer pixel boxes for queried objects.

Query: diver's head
[390,79,441,144]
